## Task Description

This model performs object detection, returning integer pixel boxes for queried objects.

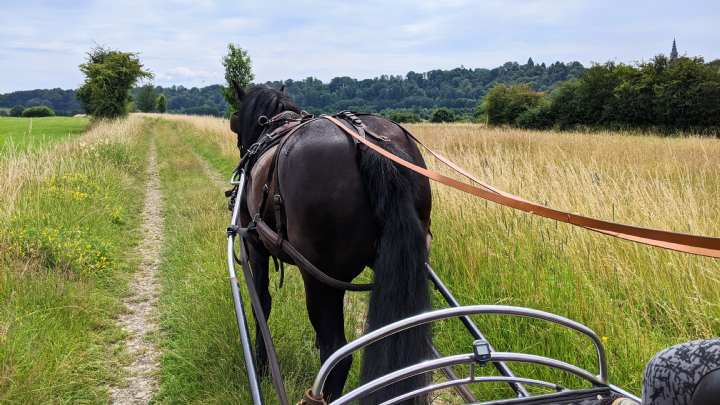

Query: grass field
[0,117,148,403]
[0,116,89,156]
[1,115,718,403]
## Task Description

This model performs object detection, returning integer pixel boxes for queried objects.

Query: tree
[22,106,55,117]
[481,84,543,125]
[222,44,254,111]
[76,46,152,118]
[387,109,421,123]
[135,84,158,112]
[670,39,679,61]
[431,108,455,123]
[10,105,24,117]
[156,94,167,113]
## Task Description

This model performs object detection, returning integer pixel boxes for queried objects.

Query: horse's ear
[280,85,287,95]
[231,80,245,104]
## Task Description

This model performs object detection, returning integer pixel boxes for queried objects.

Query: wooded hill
[0,59,585,117]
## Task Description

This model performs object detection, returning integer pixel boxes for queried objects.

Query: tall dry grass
[0,116,144,217]
[159,115,720,397]
[1,116,149,403]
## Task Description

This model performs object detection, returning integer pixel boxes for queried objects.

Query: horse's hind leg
[303,275,351,401]
[248,243,272,373]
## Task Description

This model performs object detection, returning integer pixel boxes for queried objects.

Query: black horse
[229,83,433,404]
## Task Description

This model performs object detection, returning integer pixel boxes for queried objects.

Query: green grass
[0,116,89,156]
[0,119,148,403]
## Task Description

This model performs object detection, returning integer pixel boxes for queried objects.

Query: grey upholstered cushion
[642,339,720,404]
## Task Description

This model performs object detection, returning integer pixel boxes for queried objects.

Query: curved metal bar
[427,264,529,397]
[380,376,563,405]
[331,354,470,405]
[226,171,263,404]
[312,305,607,397]
[331,351,605,405]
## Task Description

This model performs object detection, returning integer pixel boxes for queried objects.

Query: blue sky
[1,0,718,93]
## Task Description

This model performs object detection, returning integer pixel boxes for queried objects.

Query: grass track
[0,117,149,403]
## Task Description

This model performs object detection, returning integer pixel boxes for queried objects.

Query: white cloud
[0,0,718,92]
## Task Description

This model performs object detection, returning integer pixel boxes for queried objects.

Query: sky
[1,0,719,93]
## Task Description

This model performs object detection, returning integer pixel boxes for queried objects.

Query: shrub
[135,84,158,113]
[10,105,24,117]
[515,101,555,129]
[431,108,455,123]
[156,94,167,113]
[387,110,421,123]
[22,106,56,117]
[482,84,543,125]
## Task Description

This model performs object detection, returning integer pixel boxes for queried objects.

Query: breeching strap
[322,115,720,258]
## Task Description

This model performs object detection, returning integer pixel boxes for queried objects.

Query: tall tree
[670,39,679,61]
[156,94,167,113]
[76,46,152,118]
[136,84,158,112]
[221,44,254,111]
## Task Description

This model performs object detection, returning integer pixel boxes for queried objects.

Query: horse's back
[277,116,430,278]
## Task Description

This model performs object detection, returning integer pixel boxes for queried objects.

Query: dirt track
[110,142,163,404]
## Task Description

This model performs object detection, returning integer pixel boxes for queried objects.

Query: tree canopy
[135,84,158,112]
[156,94,167,113]
[21,106,55,117]
[485,55,720,133]
[222,44,254,111]
[76,46,153,118]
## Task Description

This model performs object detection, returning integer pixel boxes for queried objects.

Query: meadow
[1,114,718,403]
[0,117,148,403]
[0,116,90,156]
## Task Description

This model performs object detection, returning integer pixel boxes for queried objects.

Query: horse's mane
[236,85,301,148]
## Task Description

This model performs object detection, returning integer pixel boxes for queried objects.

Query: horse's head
[229,81,299,156]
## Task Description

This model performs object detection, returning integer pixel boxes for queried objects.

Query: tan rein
[323,115,720,258]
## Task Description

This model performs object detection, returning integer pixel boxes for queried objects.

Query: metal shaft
[426,263,530,398]
[226,172,264,404]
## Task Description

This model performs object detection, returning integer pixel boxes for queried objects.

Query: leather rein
[322,115,720,259]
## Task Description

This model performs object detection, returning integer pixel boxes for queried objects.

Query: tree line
[481,55,720,133]
[1,58,584,118]
[3,42,717,134]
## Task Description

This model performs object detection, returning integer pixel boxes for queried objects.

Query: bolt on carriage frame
[226,168,642,405]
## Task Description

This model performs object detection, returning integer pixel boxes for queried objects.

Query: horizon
[1,0,718,94]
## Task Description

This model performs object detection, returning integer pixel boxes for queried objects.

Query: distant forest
[0,59,585,117]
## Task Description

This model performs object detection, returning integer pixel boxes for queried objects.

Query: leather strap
[254,220,374,291]
[323,115,720,258]
[237,236,290,405]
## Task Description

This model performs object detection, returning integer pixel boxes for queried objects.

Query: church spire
[670,38,679,61]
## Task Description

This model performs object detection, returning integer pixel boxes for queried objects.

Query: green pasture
[0,116,89,156]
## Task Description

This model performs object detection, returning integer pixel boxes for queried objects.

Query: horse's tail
[358,142,431,405]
